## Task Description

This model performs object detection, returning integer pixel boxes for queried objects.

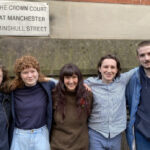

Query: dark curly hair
[97,54,121,79]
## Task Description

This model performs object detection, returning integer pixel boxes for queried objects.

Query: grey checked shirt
[85,68,137,138]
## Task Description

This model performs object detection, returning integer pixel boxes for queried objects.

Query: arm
[126,78,133,112]
[45,77,58,85]
[84,83,92,92]
[121,67,138,85]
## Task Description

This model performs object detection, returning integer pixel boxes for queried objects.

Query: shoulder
[116,67,139,83]
[126,68,140,91]
[40,81,55,90]
[0,93,11,110]
[52,90,61,109]
[85,76,99,84]
[1,92,10,101]
[86,76,98,81]
[129,68,140,82]
[48,81,55,87]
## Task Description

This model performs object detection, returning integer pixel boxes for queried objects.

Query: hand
[45,77,51,81]
[84,83,92,92]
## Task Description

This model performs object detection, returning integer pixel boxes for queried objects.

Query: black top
[14,83,48,129]
[0,92,3,102]
[135,66,150,139]
[0,92,10,150]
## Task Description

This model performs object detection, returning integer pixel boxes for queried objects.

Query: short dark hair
[97,54,121,79]
[137,41,150,54]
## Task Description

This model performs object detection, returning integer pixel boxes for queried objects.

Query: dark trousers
[135,129,150,150]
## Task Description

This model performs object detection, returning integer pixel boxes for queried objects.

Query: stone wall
[0,38,139,76]
[1,0,148,77]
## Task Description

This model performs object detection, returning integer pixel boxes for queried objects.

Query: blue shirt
[85,68,137,138]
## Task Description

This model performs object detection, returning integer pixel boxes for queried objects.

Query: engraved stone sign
[0,1,49,36]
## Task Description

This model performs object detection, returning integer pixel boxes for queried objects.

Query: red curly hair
[9,55,46,91]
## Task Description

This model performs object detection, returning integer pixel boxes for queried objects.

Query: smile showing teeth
[99,58,118,83]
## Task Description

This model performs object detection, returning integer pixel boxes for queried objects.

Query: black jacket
[0,93,11,150]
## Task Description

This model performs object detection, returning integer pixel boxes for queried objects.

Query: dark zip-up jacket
[0,92,11,150]
[10,81,55,144]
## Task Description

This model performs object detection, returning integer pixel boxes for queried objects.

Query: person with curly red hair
[9,55,55,150]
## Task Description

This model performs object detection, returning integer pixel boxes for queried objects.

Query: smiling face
[99,58,118,84]
[64,74,78,92]
[137,45,150,69]
[21,67,39,87]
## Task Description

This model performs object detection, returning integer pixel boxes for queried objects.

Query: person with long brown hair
[0,65,10,150]
[51,63,93,150]
[9,55,55,150]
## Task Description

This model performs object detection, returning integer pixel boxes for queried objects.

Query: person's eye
[22,72,28,74]
[140,54,144,57]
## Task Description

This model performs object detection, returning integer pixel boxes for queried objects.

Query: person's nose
[69,78,73,83]
[145,54,150,61]
[107,67,112,72]
[28,72,32,77]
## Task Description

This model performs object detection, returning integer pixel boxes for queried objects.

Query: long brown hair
[53,63,90,119]
[0,65,9,93]
[9,55,46,91]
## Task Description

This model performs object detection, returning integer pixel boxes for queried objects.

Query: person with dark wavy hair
[97,54,121,79]
[8,55,55,150]
[85,54,137,150]
[0,65,10,150]
[51,63,93,150]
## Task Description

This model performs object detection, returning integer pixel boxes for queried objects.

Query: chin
[144,66,150,70]
[106,78,113,81]
[67,87,76,91]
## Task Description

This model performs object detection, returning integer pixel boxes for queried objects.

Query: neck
[102,79,113,84]
[144,68,150,78]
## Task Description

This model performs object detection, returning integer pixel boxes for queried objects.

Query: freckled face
[99,58,118,84]
[64,74,78,92]
[21,67,39,87]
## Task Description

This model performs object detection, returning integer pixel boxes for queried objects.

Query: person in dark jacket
[126,41,150,150]
[0,65,11,150]
[8,56,55,150]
